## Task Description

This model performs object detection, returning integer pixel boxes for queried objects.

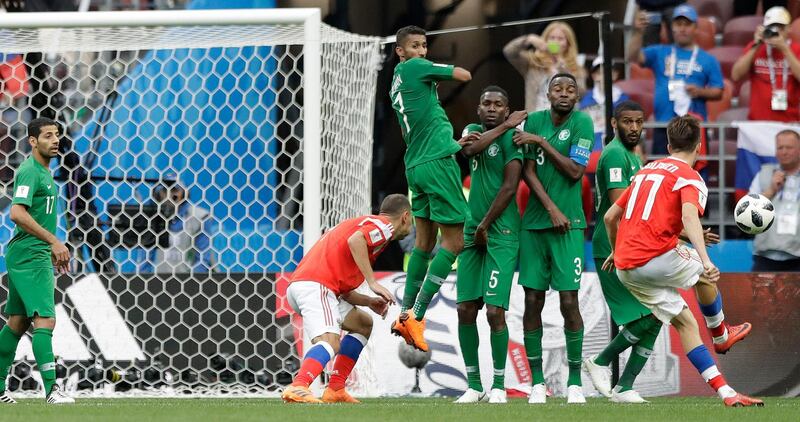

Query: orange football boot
[714,323,752,354]
[723,393,764,407]
[281,385,323,404]
[322,387,361,403]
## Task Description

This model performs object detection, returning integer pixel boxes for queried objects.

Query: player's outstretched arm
[347,232,394,303]
[341,290,389,318]
[461,111,527,157]
[474,159,522,246]
[522,160,571,233]
[452,66,472,82]
[10,204,70,272]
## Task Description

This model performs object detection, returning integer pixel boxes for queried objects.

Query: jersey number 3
[624,174,665,221]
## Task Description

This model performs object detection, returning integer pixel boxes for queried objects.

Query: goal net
[0,9,381,397]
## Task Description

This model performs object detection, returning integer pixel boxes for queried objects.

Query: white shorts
[286,281,354,340]
[617,244,704,324]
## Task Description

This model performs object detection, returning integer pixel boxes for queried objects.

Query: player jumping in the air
[513,73,593,404]
[454,86,526,404]
[389,25,472,352]
[602,116,763,407]
[0,118,74,404]
[281,194,412,404]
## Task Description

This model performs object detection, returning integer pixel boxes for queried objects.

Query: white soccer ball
[734,194,775,235]
[397,342,431,369]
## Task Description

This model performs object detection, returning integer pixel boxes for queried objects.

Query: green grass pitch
[5,397,799,422]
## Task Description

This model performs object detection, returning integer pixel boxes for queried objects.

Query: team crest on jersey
[558,129,570,141]
[487,144,499,157]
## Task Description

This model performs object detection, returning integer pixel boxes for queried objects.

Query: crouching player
[281,194,412,404]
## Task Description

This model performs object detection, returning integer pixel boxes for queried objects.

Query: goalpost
[0,9,380,396]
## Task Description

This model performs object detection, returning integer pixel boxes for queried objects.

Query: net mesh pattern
[0,18,380,396]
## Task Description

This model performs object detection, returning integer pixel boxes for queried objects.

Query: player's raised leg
[694,279,751,354]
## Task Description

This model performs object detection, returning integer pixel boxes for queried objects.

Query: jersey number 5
[624,173,665,221]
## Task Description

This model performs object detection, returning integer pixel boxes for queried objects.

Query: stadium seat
[707,78,733,121]
[723,15,762,46]
[689,0,734,30]
[789,17,800,44]
[615,79,655,118]
[709,46,743,80]
[737,79,751,107]
[695,16,718,50]
[629,62,653,80]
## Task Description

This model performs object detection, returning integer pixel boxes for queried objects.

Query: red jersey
[613,157,708,270]
[290,215,394,295]
[744,41,800,122]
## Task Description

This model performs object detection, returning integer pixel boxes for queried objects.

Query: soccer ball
[734,194,775,235]
[397,342,431,369]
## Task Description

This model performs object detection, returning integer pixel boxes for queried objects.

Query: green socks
[524,329,544,385]
[402,248,431,312]
[412,248,456,320]
[458,324,482,392]
[0,326,22,392]
[32,328,56,395]
[565,328,584,386]
[490,328,508,390]
[595,317,650,366]
[617,320,662,392]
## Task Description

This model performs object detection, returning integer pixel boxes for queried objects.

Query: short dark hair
[379,194,411,216]
[28,117,60,139]
[396,25,426,47]
[481,85,509,102]
[549,72,577,86]
[613,100,645,120]
[666,115,701,152]
[776,129,800,142]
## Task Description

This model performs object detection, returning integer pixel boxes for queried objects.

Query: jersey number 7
[624,174,665,221]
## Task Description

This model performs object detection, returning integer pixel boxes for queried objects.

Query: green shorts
[406,156,468,225]
[4,267,56,318]
[519,229,584,291]
[456,238,518,309]
[594,259,651,326]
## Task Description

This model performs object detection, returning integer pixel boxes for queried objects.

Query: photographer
[151,181,216,273]
[732,6,800,122]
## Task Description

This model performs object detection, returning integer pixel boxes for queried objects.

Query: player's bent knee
[313,333,341,354]
[342,308,373,338]
[457,302,480,323]
[485,306,506,329]
[33,316,56,330]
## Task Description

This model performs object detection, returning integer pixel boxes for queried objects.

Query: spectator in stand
[627,4,723,155]
[731,7,800,123]
[636,0,687,46]
[579,56,630,170]
[503,21,586,112]
[748,129,800,272]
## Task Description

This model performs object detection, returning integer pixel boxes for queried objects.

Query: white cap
[764,6,791,27]
[591,56,603,69]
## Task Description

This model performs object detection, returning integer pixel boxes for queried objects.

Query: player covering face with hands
[602,116,763,407]
[281,194,412,404]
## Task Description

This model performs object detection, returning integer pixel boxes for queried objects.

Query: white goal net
[0,9,380,396]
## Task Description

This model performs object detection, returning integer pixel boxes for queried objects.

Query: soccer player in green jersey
[453,86,526,404]
[389,25,472,352]
[513,73,592,404]
[580,100,662,403]
[0,118,74,405]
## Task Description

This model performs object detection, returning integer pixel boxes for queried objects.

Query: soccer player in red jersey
[281,194,412,404]
[602,116,763,407]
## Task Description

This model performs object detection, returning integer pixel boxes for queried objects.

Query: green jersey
[462,123,523,243]
[521,109,593,230]
[592,137,642,259]
[6,157,58,269]
[390,57,460,169]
